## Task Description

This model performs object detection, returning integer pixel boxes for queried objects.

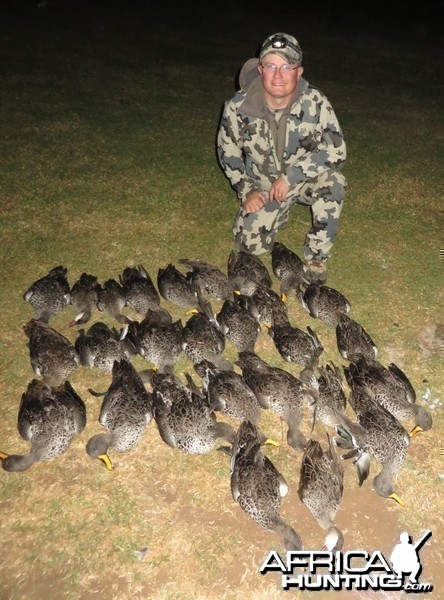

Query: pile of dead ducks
[0,241,434,553]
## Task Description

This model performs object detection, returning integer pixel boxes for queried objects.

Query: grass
[0,1,443,599]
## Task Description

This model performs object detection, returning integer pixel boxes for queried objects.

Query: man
[217,33,347,283]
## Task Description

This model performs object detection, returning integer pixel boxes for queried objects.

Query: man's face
[259,53,303,105]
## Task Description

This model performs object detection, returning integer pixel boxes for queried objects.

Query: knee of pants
[300,169,346,207]
[232,203,286,255]
[324,170,346,205]
[234,228,275,255]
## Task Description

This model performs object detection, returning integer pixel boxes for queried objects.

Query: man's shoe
[303,259,327,284]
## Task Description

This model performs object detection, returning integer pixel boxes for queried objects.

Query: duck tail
[388,362,417,402]
[115,313,132,325]
[121,322,140,354]
[88,387,106,397]
[307,326,323,352]
[344,362,362,387]
[196,288,218,326]
[184,373,203,397]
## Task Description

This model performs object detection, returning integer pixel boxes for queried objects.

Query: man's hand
[243,191,267,213]
[270,176,290,204]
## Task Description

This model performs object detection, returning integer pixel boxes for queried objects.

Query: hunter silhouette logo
[390,530,431,587]
[260,530,433,593]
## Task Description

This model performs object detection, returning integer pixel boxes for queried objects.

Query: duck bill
[0,451,9,460]
[98,453,113,471]
[389,492,404,506]
[264,438,279,447]
[409,425,423,438]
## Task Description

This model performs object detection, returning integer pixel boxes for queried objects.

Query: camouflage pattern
[259,33,302,65]
[232,168,345,259]
[217,64,346,260]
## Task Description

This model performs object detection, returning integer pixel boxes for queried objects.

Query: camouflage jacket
[217,58,346,202]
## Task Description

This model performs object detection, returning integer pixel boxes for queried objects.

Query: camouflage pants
[232,169,346,261]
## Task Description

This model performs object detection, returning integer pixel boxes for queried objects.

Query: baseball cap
[259,33,302,65]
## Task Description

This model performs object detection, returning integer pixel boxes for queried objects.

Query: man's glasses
[260,63,299,75]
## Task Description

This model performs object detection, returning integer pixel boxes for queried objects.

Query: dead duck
[236,351,312,451]
[75,321,135,372]
[126,308,183,373]
[298,282,351,328]
[181,292,226,364]
[119,264,161,316]
[217,296,260,352]
[86,358,153,470]
[227,250,272,296]
[97,278,130,325]
[157,263,199,309]
[271,241,306,299]
[23,319,79,386]
[302,362,348,431]
[197,359,262,425]
[336,313,378,362]
[0,379,86,472]
[238,284,288,328]
[230,420,302,551]
[335,379,409,505]
[23,265,71,324]
[152,371,236,455]
[179,258,230,301]
[68,272,100,327]
[298,436,344,551]
[268,311,324,369]
[345,358,432,436]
